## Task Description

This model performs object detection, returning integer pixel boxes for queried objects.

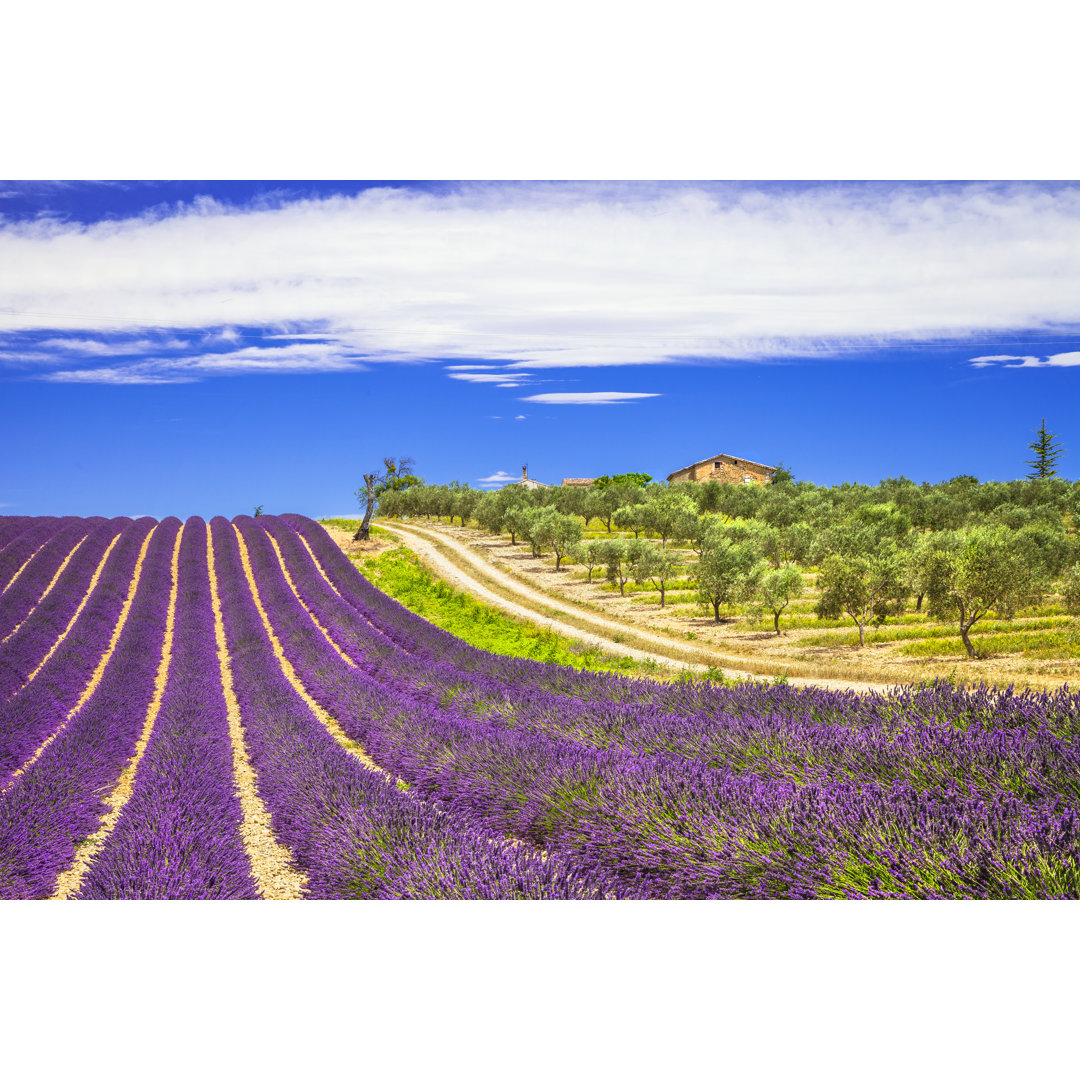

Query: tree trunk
[659,581,665,607]
[856,620,866,648]
[774,610,781,635]
[959,621,976,658]
[713,600,720,623]
[354,474,376,541]
[555,551,562,569]
[509,531,516,544]
[916,592,924,612]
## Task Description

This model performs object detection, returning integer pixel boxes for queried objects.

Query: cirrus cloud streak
[969,351,1080,369]
[518,391,660,405]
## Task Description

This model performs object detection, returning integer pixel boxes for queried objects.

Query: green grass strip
[899,627,1080,659]
[346,537,672,677]
[801,616,1075,649]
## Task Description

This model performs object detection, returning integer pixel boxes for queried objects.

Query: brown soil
[321,523,394,561]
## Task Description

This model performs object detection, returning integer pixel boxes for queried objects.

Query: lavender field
[0,512,1078,899]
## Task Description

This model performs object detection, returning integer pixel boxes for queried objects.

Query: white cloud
[969,351,1080,369]
[476,470,517,486]
[44,367,196,385]
[514,414,526,420]
[1040,351,1080,367]
[39,342,365,383]
[968,354,1037,367]
[37,336,189,355]
[519,391,660,405]
[2,183,1079,383]
[447,371,532,384]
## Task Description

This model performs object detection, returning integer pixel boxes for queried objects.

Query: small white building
[513,465,551,490]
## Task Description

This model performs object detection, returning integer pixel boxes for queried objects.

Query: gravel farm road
[371,519,883,694]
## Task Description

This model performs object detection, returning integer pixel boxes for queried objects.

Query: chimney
[522,464,527,480]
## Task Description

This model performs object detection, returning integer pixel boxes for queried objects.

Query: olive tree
[585,486,622,532]
[503,505,529,546]
[519,507,547,557]
[448,483,479,527]
[923,525,1046,657]
[528,508,583,569]
[475,491,506,535]
[815,540,905,647]
[695,538,762,623]
[688,515,728,557]
[613,502,649,538]
[602,538,650,597]
[780,521,815,566]
[569,540,605,583]
[642,488,698,549]
[907,531,955,613]
[1014,521,1072,579]
[629,544,683,607]
[1062,563,1080,617]
[754,565,805,635]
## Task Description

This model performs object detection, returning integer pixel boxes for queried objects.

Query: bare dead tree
[355,473,378,541]
[354,456,416,541]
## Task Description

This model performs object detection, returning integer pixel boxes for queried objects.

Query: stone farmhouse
[561,477,596,487]
[667,453,776,486]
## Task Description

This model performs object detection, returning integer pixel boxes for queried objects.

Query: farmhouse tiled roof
[666,452,776,482]
[561,478,596,486]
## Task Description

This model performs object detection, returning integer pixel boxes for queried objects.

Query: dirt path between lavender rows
[366,520,883,694]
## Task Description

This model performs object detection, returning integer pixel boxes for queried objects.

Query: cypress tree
[1025,418,1064,479]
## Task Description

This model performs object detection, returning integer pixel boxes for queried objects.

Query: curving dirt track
[369,520,883,694]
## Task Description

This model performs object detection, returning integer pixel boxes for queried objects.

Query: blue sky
[2,180,1078,519]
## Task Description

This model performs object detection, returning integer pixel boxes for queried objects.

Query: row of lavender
[252,514,1080,898]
